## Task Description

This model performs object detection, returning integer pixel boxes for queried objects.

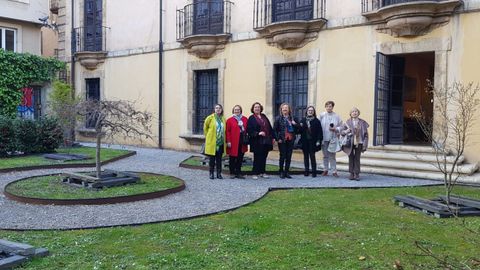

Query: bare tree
[76,99,153,178]
[410,81,480,205]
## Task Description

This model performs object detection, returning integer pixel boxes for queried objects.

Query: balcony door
[84,0,103,51]
[272,0,313,23]
[193,0,224,35]
[274,63,308,119]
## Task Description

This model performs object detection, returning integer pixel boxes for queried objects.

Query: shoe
[285,173,292,179]
[312,174,317,178]
[252,175,259,180]
[354,173,360,180]
[262,174,269,178]
[304,172,309,177]
[332,172,339,178]
[209,172,214,180]
[321,171,328,176]
[349,173,355,180]
[236,175,245,179]
[280,172,285,179]
[217,172,223,179]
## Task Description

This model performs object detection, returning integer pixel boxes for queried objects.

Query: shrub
[14,119,39,154]
[0,117,15,157]
[36,117,63,153]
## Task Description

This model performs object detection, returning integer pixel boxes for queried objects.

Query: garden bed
[4,172,185,205]
[0,146,135,172]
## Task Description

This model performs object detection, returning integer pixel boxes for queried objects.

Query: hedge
[0,117,63,157]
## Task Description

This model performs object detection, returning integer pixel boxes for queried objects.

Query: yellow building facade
[59,0,480,174]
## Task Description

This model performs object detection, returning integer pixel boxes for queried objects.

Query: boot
[217,169,223,179]
[209,171,214,180]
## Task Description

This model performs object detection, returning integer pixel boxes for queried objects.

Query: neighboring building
[61,0,480,179]
[0,0,57,119]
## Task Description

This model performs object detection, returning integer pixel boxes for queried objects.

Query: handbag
[241,132,249,145]
[340,133,352,147]
[327,136,341,153]
[294,134,302,149]
[200,143,206,155]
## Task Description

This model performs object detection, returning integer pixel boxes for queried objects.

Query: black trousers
[229,141,244,176]
[253,145,269,175]
[209,145,224,173]
[278,140,294,173]
[302,141,317,175]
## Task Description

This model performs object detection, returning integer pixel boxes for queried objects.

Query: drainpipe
[70,0,76,143]
[70,0,75,89]
[158,0,164,148]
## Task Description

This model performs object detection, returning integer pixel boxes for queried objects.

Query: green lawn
[5,173,183,200]
[182,156,303,172]
[0,147,133,170]
[1,186,479,269]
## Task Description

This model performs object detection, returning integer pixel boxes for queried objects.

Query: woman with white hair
[340,107,369,180]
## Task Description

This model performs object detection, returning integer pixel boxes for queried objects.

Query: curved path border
[0,150,136,173]
[0,144,442,230]
[4,174,185,205]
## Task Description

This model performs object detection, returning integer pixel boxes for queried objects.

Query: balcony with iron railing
[176,1,233,58]
[72,26,109,70]
[253,0,327,49]
[361,0,462,37]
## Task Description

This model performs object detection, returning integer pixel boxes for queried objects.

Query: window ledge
[179,133,205,142]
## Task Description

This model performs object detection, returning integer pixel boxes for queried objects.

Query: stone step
[337,157,478,174]
[361,150,465,164]
[335,164,467,182]
[370,144,442,154]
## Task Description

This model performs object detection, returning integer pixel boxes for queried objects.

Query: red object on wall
[20,87,33,107]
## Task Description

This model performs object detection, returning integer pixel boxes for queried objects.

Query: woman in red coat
[226,105,249,179]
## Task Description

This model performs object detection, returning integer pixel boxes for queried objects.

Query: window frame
[193,69,219,135]
[0,27,17,52]
[274,62,309,119]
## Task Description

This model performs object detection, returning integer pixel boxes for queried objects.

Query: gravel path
[0,144,441,230]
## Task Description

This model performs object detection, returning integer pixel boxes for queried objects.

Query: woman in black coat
[298,106,323,177]
[247,102,274,179]
[273,103,300,178]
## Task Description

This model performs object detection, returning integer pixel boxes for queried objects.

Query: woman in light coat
[204,104,227,179]
[340,107,369,180]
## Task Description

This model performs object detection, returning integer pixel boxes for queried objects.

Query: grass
[1,186,479,269]
[0,146,132,170]
[5,173,183,200]
[182,155,303,172]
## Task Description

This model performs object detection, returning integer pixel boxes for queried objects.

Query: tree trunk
[96,133,102,179]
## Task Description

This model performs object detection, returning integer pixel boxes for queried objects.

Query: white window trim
[0,27,18,52]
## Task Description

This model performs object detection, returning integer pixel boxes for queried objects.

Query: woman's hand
[292,120,296,125]
[227,142,231,148]
[278,139,283,144]
[259,131,266,136]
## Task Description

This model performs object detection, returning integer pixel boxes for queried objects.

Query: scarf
[215,114,224,150]
[283,116,294,133]
[306,115,315,129]
[233,114,244,132]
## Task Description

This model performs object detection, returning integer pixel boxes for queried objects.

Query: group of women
[203,101,369,181]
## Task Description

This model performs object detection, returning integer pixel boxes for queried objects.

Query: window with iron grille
[193,69,218,134]
[274,63,308,119]
[84,0,103,51]
[0,27,16,52]
[272,0,313,23]
[193,0,225,35]
[85,78,100,129]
